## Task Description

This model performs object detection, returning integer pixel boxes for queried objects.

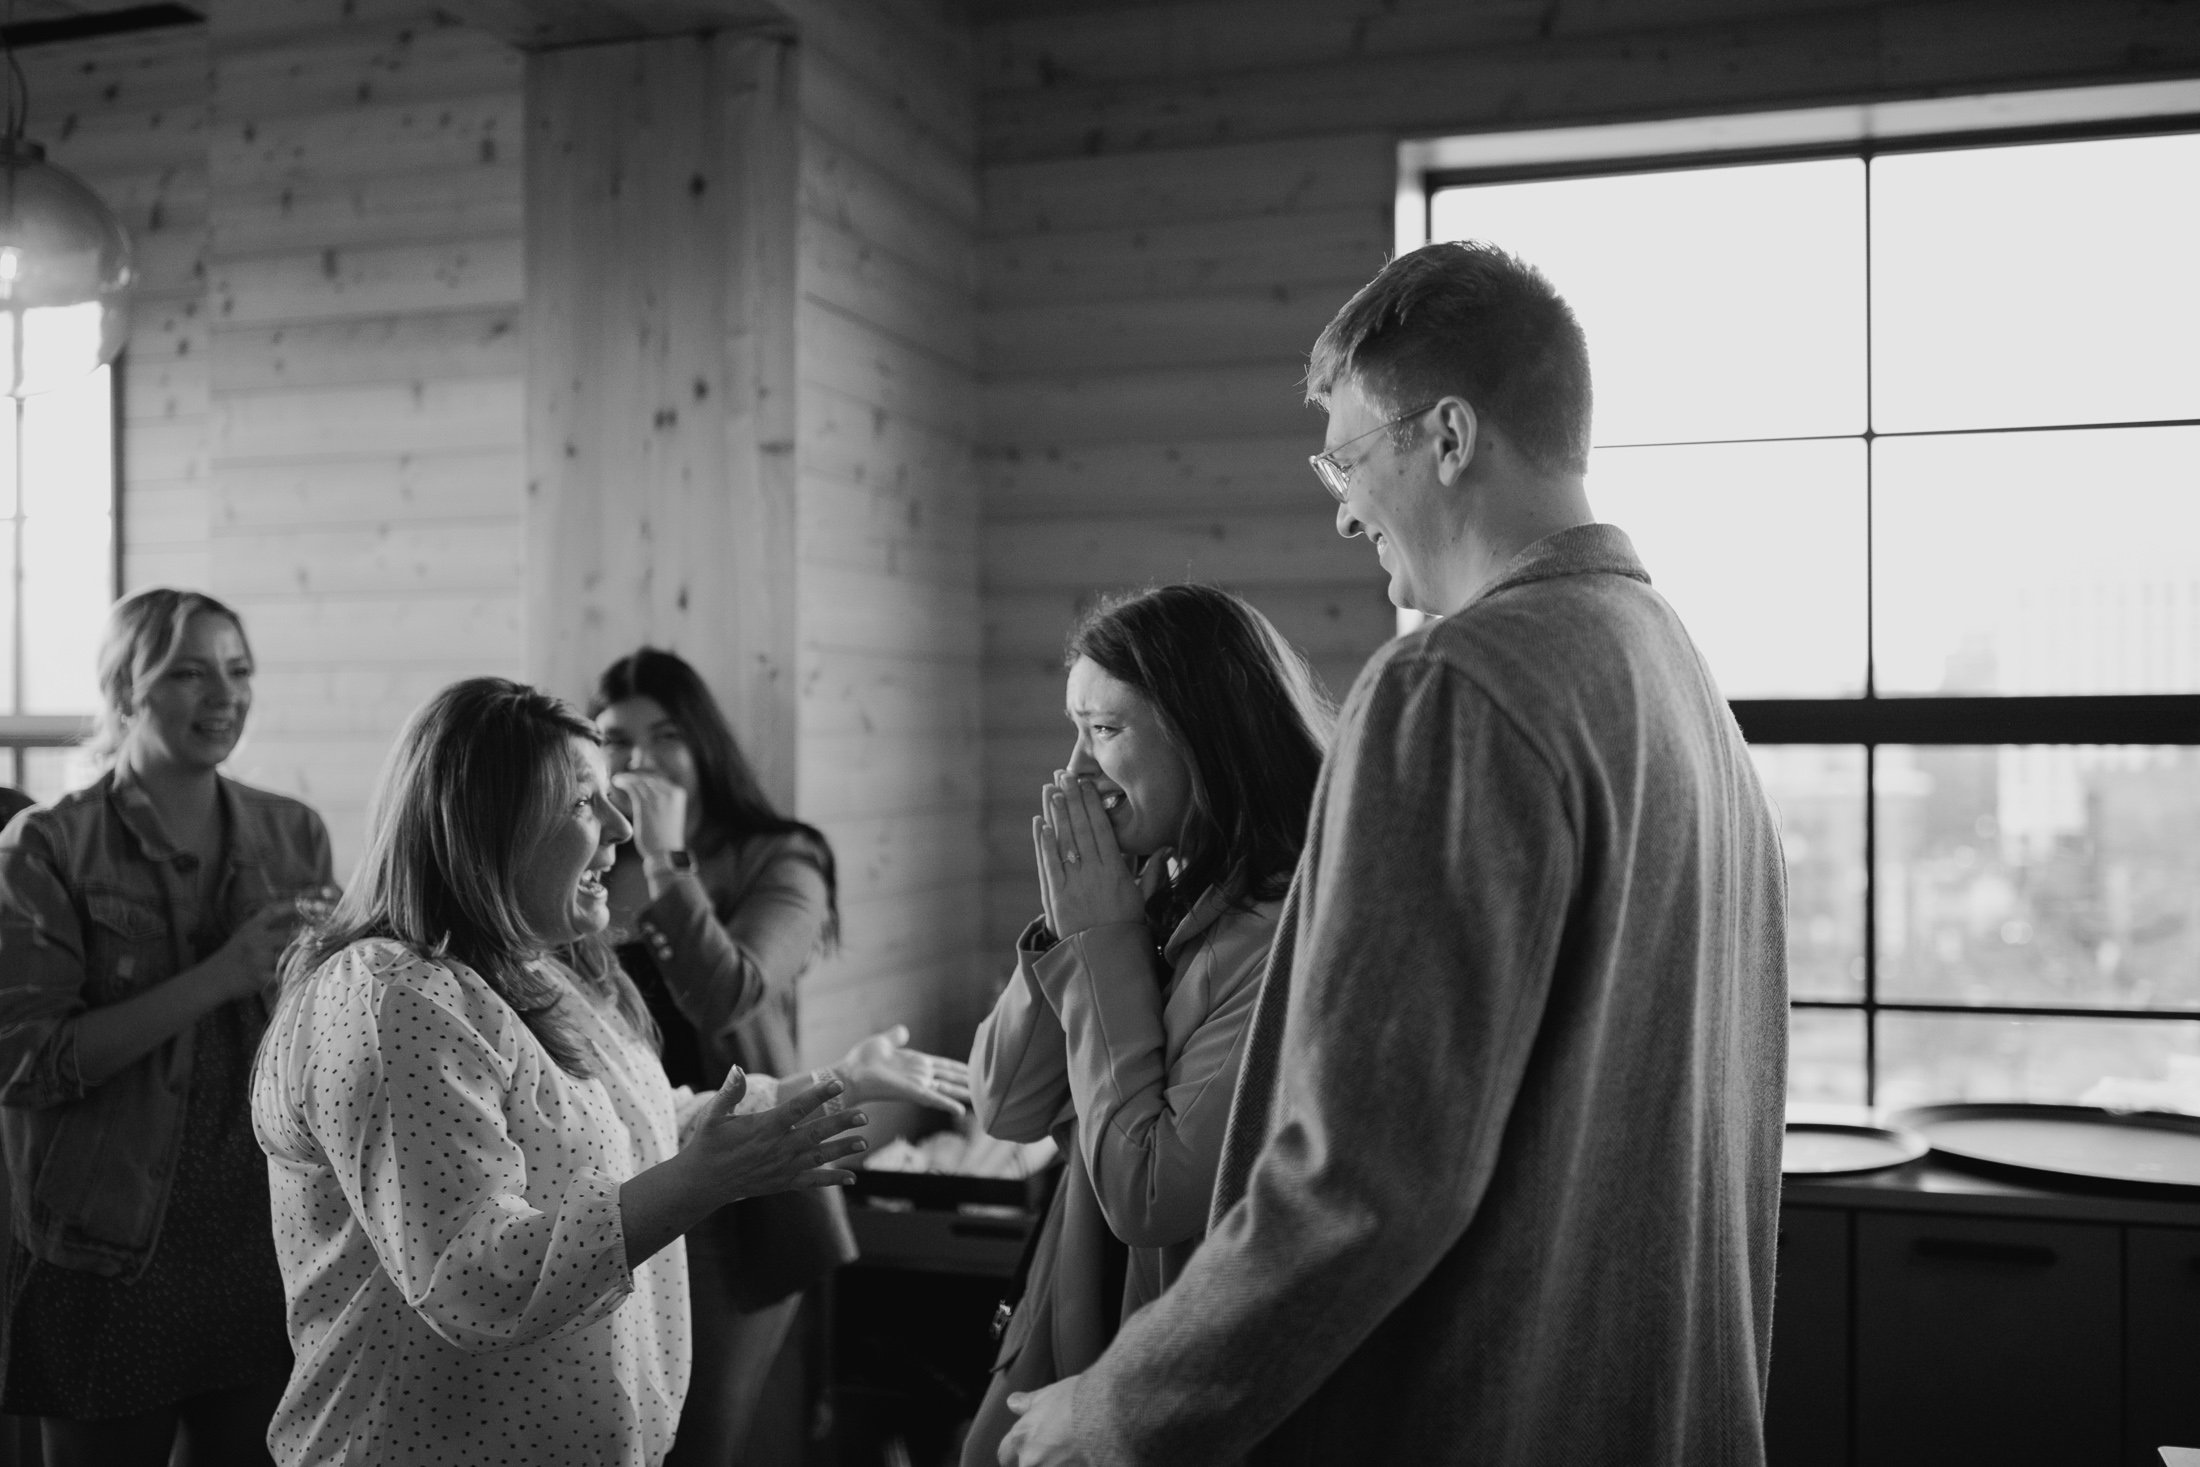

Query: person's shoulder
[316,937,476,1010]
[0,778,109,856]
[221,776,329,831]
[719,826,831,885]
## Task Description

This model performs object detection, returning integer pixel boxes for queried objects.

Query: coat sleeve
[0,822,93,1107]
[300,953,635,1354]
[1069,651,1579,1466]
[634,840,829,1052]
[1033,910,1268,1249]
[969,918,1077,1145]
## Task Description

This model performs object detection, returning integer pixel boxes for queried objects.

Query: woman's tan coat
[970,886,1280,1376]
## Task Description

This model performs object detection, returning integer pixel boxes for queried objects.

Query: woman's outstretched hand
[1032,772,1150,941]
[835,1025,973,1115]
[684,1069,868,1200]
[622,1070,867,1270]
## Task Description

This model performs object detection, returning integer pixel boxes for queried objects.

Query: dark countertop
[1784,1156,2200,1227]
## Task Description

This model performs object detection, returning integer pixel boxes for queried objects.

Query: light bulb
[0,138,134,398]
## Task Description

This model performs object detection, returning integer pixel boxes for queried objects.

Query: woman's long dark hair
[589,648,839,946]
[286,678,655,1078]
[1066,585,1333,935]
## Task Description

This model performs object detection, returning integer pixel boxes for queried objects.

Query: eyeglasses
[1307,402,1438,503]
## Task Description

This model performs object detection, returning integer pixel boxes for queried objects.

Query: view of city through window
[1430,127,2200,1108]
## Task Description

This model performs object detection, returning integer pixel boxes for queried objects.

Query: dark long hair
[589,648,839,946]
[286,678,655,1078]
[1066,585,1333,934]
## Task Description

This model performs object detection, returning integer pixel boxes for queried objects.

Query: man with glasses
[1000,241,1788,1466]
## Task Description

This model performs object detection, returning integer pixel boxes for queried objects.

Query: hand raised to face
[1031,771,1152,942]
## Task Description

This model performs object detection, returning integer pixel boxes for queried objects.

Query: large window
[0,364,115,805]
[1414,83,2200,1108]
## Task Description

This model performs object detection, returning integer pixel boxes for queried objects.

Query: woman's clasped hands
[1031,771,1166,943]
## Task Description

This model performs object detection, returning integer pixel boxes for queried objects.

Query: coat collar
[1159,883,1239,968]
[1464,522,1651,613]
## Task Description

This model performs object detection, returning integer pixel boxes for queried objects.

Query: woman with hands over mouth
[251,678,871,1467]
[593,647,970,1465]
[962,586,1333,1467]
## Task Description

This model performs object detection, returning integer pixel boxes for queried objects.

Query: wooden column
[523,32,799,806]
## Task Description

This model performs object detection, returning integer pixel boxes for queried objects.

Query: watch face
[667,850,694,871]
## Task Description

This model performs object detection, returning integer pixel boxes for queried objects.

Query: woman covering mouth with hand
[962,585,1333,1467]
[592,647,971,1465]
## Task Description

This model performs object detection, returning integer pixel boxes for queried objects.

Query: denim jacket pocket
[81,886,172,1004]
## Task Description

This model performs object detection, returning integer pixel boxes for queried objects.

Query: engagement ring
[1063,850,1082,866]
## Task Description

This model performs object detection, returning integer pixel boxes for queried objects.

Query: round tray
[1781,1121,1928,1176]
[1888,1102,2200,1196]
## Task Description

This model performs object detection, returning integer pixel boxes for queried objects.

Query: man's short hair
[1306,241,1593,477]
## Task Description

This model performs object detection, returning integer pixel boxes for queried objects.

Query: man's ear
[1431,397,1479,486]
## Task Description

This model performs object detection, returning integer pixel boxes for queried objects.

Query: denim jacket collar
[105,766,276,881]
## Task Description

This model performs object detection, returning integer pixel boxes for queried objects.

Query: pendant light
[0,10,134,398]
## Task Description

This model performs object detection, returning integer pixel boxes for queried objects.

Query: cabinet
[1854,1213,2119,1466]
[2127,1226,2200,1461]
[1765,1207,1848,1467]
[1771,1165,2200,1467]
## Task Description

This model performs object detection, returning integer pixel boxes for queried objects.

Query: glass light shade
[0,138,133,399]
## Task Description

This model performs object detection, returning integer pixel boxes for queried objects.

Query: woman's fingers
[1051,770,1126,873]
[770,1073,846,1125]
[1033,814,1065,931]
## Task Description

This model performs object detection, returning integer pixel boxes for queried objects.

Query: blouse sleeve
[299,953,635,1354]
[1034,913,1267,1249]
[969,917,1080,1145]
[634,841,830,1053]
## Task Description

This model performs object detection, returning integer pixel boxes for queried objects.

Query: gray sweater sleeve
[1069,651,1579,1465]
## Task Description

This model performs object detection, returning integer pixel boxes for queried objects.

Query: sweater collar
[1463,522,1650,613]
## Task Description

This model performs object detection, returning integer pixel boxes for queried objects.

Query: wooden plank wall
[520,34,801,807]
[784,0,986,1062]
[970,0,2200,960]
[199,0,526,869]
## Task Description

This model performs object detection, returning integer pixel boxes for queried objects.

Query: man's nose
[1336,500,1363,539]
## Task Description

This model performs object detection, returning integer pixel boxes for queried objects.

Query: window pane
[1872,134,2200,433]
[1430,158,1865,445]
[18,366,111,714]
[1591,438,1865,696]
[1872,426,2200,695]
[17,744,92,805]
[0,518,14,717]
[1752,745,1865,1000]
[1877,745,2200,1009]
[1877,1012,2200,1109]
[1789,1007,1867,1108]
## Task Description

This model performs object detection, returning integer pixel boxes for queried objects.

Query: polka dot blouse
[251,938,777,1466]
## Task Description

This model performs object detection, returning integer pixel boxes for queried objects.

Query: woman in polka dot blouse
[251,679,870,1466]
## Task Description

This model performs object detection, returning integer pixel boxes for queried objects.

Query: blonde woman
[0,589,332,1466]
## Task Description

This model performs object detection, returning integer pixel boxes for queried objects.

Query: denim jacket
[0,769,332,1277]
